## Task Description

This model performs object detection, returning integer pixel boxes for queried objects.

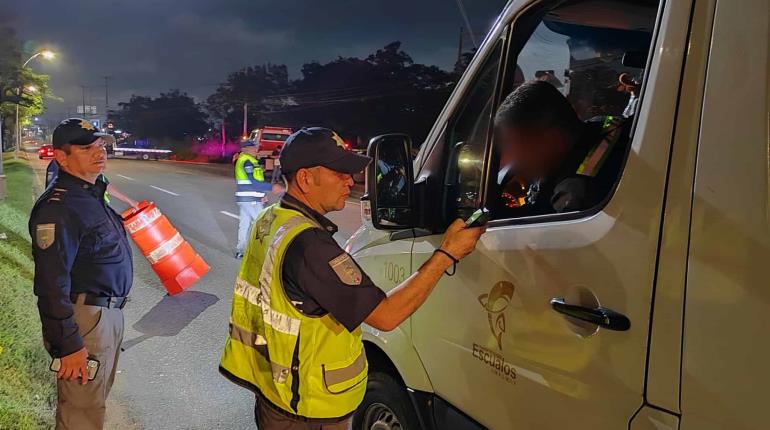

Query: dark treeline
[110,42,471,152]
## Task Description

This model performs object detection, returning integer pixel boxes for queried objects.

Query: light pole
[15,50,55,159]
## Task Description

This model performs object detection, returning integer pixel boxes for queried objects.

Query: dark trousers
[255,396,352,430]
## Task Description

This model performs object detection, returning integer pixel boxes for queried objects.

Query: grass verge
[0,159,55,429]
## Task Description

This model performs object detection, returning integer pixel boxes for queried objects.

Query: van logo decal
[478,281,515,351]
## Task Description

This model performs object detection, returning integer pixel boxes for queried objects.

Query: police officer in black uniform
[493,80,630,216]
[29,118,133,430]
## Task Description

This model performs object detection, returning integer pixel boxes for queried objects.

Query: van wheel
[353,372,420,430]
[141,153,150,160]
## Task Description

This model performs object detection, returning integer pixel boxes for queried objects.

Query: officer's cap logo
[331,132,346,149]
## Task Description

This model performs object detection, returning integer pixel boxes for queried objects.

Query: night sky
[2,0,507,123]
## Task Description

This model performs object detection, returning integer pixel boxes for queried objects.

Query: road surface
[28,156,364,429]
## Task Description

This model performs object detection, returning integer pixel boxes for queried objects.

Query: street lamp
[15,50,56,159]
[22,50,56,67]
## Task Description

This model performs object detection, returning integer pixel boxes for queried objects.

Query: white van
[346,0,770,429]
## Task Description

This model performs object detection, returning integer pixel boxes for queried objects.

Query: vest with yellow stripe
[219,204,368,419]
[234,153,266,203]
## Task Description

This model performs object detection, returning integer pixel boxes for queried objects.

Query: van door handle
[550,298,631,331]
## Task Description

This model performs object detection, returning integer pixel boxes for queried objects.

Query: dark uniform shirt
[280,194,386,332]
[29,170,133,357]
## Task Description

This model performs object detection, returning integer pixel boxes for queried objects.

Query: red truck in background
[242,126,293,171]
[237,126,361,183]
[249,126,292,156]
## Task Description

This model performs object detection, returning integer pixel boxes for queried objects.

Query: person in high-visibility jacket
[233,140,267,258]
[219,127,486,429]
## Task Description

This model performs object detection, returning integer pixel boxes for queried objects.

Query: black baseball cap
[52,118,115,149]
[279,127,371,174]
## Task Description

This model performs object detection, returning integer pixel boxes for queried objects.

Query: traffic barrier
[122,201,210,295]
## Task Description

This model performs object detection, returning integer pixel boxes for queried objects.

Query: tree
[205,64,291,139]
[206,41,460,148]
[263,42,455,144]
[0,24,52,148]
[109,90,209,143]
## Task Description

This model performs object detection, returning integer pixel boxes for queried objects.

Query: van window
[260,133,290,142]
[490,0,659,221]
[443,41,504,220]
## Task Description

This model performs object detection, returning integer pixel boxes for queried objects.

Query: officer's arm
[244,160,264,183]
[365,219,485,331]
[30,205,85,358]
[106,183,138,207]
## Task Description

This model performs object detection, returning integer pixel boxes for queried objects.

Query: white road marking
[117,174,135,181]
[220,211,239,219]
[150,185,179,196]
[346,200,361,206]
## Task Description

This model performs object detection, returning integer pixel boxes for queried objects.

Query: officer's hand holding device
[465,207,490,228]
[434,211,488,275]
[50,347,99,385]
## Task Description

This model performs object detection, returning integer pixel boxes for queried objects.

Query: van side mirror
[365,134,415,229]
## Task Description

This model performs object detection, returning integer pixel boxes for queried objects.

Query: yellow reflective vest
[235,153,266,203]
[219,204,368,419]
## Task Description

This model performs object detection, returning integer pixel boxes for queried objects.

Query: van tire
[141,153,150,161]
[353,372,421,430]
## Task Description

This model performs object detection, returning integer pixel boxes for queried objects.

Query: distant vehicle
[247,126,293,158]
[244,126,293,171]
[38,144,54,159]
[109,139,173,161]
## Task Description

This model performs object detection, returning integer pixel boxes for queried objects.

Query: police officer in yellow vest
[234,139,267,258]
[220,127,486,429]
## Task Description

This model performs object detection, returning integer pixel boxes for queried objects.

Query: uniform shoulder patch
[329,253,363,286]
[35,224,56,249]
[45,188,68,203]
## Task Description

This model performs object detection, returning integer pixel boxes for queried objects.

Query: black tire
[353,372,421,430]
[141,153,150,161]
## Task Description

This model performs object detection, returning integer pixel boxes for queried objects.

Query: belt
[70,293,128,309]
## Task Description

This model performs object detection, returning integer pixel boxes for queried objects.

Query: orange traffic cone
[122,201,210,295]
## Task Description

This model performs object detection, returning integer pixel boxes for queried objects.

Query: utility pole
[457,26,464,67]
[243,102,248,138]
[81,85,87,119]
[221,121,226,158]
[104,76,111,109]
[454,0,477,49]
[104,76,112,121]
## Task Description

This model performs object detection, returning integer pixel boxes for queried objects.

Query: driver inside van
[493,80,631,216]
